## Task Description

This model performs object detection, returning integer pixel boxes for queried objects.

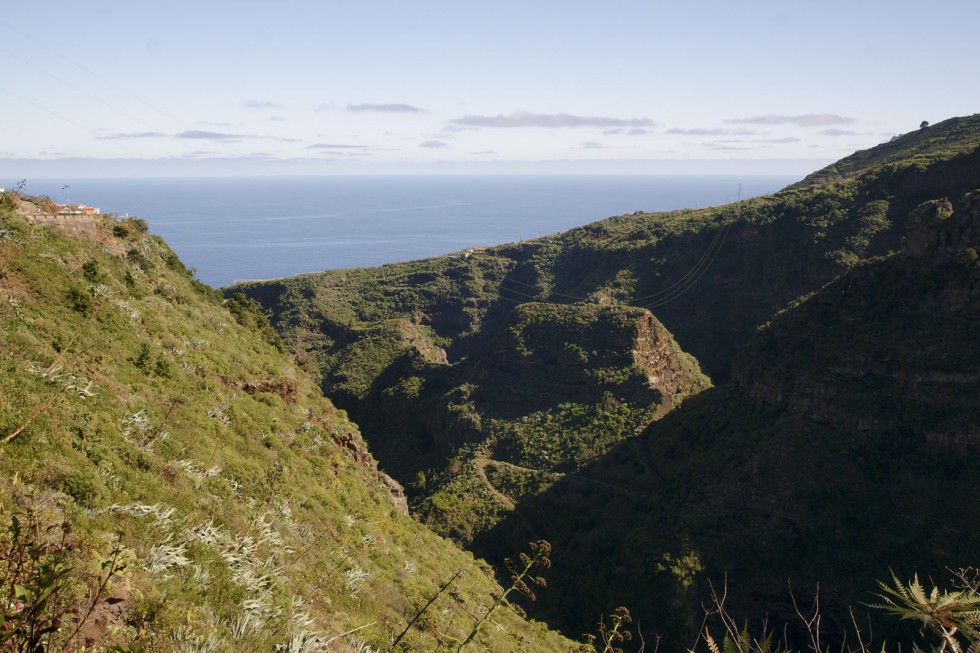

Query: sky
[1,0,978,178]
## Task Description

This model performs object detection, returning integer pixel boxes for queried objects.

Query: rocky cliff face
[634,311,709,413]
[905,191,980,265]
[474,303,707,416]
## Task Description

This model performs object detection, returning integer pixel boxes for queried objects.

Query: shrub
[66,287,92,315]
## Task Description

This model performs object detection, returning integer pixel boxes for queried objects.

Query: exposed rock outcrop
[904,191,980,259]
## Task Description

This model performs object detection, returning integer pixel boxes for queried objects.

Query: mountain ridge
[235,113,980,650]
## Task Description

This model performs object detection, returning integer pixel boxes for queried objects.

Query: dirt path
[473,455,648,506]
[473,457,516,510]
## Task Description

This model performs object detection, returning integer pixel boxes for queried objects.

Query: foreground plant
[0,507,76,650]
[873,571,980,653]
[457,539,551,651]
[0,503,133,652]
[583,606,640,653]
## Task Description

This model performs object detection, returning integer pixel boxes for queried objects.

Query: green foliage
[0,191,16,212]
[224,292,285,352]
[492,398,655,472]
[65,286,92,315]
[483,461,559,502]
[873,572,980,653]
[0,500,132,652]
[793,113,980,186]
[131,342,151,370]
[0,506,77,651]
[81,260,103,283]
[0,207,574,651]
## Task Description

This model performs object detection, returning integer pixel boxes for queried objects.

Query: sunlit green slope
[0,196,576,652]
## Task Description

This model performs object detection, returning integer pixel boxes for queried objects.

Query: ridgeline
[235,114,980,649]
[2,113,979,652]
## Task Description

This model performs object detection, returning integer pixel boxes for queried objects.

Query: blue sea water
[25,175,794,287]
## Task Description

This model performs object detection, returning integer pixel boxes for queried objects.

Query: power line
[0,18,192,130]
[0,86,142,158]
[635,188,740,310]
[637,219,733,310]
[0,44,171,136]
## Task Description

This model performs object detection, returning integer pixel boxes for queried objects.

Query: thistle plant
[457,539,551,651]
[107,502,176,527]
[583,607,635,653]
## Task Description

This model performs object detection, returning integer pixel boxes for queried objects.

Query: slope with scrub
[0,194,577,652]
[235,114,980,651]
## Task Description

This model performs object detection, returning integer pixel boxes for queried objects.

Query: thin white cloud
[312,103,336,112]
[175,130,299,143]
[347,103,423,113]
[666,128,758,136]
[242,99,282,109]
[579,141,611,149]
[819,128,860,136]
[604,127,654,135]
[96,131,166,140]
[419,140,449,148]
[727,114,855,126]
[450,111,656,128]
[307,143,371,150]
[757,137,801,143]
[708,142,753,150]
[177,130,247,141]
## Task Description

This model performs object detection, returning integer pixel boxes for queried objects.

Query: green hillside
[6,112,977,652]
[481,189,980,647]
[0,197,577,652]
[235,114,980,650]
[791,113,980,187]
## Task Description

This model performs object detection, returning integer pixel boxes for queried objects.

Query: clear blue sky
[1,0,978,177]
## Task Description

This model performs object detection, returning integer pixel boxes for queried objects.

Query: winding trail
[473,455,651,507]
[473,457,517,510]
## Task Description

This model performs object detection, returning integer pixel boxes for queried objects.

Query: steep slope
[239,266,709,544]
[791,114,980,187]
[234,113,980,651]
[401,303,708,543]
[736,191,980,441]
[235,114,980,518]
[478,190,980,649]
[0,195,576,651]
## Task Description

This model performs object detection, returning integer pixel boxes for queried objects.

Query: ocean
[23,175,795,287]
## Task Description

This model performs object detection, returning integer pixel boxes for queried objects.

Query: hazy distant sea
[26,175,794,287]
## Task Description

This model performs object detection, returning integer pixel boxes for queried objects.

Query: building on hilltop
[56,203,100,216]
